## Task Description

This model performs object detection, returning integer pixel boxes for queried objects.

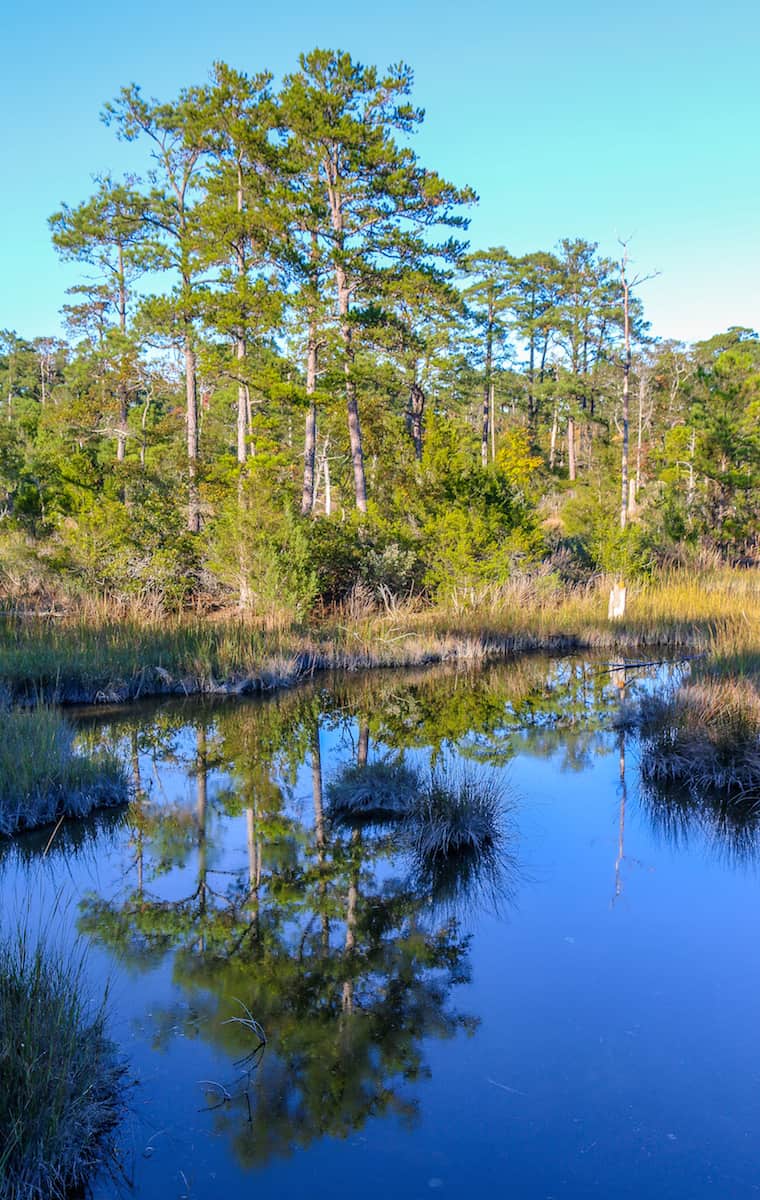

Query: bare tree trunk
[567,414,576,481]
[481,307,493,468]
[549,401,559,469]
[620,254,631,530]
[116,242,128,463]
[301,326,318,514]
[327,169,367,511]
[489,380,496,462]
[338,276,368,512]
[635,369,646,495]
[323,445,332,516]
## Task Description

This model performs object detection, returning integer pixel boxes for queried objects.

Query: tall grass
[0,709,129,836]
[0,567,757,706]
[628,680,760,796]
[0,925,124,1199]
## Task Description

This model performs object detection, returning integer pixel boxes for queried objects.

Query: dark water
[4,656,760,1199]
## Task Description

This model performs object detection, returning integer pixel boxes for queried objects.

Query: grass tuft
[326,760,420,825]
[0,709,129,836]
[408,765,517,912]
[0,925,125,1199]
[624,678,760,796]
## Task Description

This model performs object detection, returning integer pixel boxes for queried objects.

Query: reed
[0,567,757,707]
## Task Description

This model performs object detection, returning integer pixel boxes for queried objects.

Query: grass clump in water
[626,678,760,796]
[327,760,420,825]
[0,709,129,836]
[409,766,517,912]
[0,928,124,1199]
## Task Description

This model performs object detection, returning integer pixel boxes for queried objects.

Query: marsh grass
[623,678,760,796]
[326,760,420,825]
[1,567,757,706]
[0,709,129,836]
[0,925,124,1200]
[411,767,503,857]
[408,766,518,913]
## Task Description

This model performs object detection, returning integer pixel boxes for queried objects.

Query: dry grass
[0,567,757,706]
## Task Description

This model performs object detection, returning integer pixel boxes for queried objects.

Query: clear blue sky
[3,0,757,343]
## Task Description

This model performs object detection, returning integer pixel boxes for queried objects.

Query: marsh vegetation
[0,925,123,1200]
[0,709,129,836]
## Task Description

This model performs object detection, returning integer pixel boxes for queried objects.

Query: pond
[3,655,760,1199]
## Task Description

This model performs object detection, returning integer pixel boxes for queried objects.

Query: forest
[1,50,758,622]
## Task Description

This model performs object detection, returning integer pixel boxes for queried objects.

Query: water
[4,655,760,1199]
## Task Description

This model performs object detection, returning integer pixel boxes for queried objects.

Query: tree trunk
[407,381,425,460]
[481,306,493,468]
[116,242,128,463]
[335,266,367,513]
[620,256,631,530]
[323,443,332,516]
[185,335,200,533]
[549,401,558,469]
[567,414,576,481]
[301,322,318,514]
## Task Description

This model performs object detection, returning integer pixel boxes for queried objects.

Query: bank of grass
[1,568,757,707]
[624,675,760,796]
[0,926,124,1200]
[0,709,129,835]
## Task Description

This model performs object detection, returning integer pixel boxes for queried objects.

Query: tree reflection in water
[76,697,514,1166]
[70,658,679,1166]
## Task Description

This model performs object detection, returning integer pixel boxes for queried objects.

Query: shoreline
[0,622,712,709]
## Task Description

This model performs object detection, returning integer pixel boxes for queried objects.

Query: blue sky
[2,0,757,343]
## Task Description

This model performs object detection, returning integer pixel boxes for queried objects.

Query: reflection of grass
[639,776,760,867]
[411,767,502,857]
[0,709,129,836]
[327,760,420,825]
[624,678,760,795]
[0,925,124,1199]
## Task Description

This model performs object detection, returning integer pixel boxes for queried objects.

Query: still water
[3,656,760,1199]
